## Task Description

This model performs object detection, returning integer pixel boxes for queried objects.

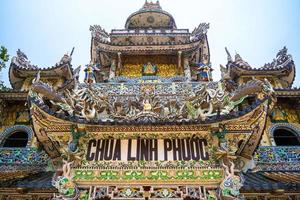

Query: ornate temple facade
[0,1,299,200]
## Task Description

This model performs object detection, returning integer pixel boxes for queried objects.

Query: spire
[70,47,75,57]
[225,47,232,62]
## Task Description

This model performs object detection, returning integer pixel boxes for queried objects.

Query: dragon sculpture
[29,72,274,124]
[90,25,109,42]
[68,125,86,153]
[219,161,243,200]
[191,23,210,41]
[263,46,292,69]
[52,160,78,200]
[28,47,282,124]
[31,71,65,103]
[11,49,38,69]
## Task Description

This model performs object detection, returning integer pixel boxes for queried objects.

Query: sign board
[86,137,209,161]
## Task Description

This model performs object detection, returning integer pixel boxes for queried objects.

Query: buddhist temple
[0,1,299,199]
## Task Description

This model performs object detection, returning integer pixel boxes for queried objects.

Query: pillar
[177,51,182,75]
[109,58,116,80]
[117,52,122,75]
[183,56,191,81]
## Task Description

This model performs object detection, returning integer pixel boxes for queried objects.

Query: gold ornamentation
[271,105,288,122]
[120,64,177,77]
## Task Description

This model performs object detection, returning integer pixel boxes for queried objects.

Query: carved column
[109,58,116,80]
[177,51,182,75]
[183,56,191,81]
[117,52,122,75]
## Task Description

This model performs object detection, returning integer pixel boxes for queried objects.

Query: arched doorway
[273,128,300,146]
[2,131,29,147]
[0,125,33,148]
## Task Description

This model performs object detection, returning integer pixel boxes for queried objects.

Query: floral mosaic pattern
[80,160,217,169]
[254,146,300,163]
[254,146,300,171]
[73,169,223,182]
[0,147,49,166]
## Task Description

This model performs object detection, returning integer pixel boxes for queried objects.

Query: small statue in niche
[196,63,213,82]
[271,105,288,123]
[213,124,228,152]
[142,62,157,76]
[16,111,30,123]
[213,124,237,160]
[68,125,86,153]
[143,97,152,111]
[84,63,101,84]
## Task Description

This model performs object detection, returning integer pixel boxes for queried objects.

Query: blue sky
[1,0,300,86]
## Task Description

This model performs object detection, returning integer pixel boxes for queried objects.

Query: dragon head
[52,161,78,199]
[220,161,243,199]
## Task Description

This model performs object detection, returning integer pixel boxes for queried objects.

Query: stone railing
[111,29,189,35]
[254,146,300,171]
[79,81,216,96]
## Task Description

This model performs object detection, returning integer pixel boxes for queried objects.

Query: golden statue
[143,99,152,111]
[271,106,288,123]
[142,62,157,76]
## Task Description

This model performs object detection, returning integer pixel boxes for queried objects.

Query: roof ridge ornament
[233,51,251,68]
[220,64,231,80]
[90,25,109,42]
[225,47,232,62]
[58,53,72,65]
[234,51,242,62]
[17,49,28,60]
[70,47,75,57]
[263,46,292,69]
[191,23,209,41]
[142,0,162,10]
[14,49,38,70]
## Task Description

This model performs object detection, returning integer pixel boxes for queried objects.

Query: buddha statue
[143,99,152,111]
[142,62,157,76]
[271,106,288,123]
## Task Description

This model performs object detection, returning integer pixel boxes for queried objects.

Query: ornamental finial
[225,47,232,62]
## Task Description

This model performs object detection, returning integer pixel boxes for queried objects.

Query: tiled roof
[0,171,55,190]
[242,172,300,192]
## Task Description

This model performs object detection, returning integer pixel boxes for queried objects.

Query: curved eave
[125,10,177,29]
[95,39,201,55]
[0,90,28,101]
[275,88,300,97]
[9,58,74,90]
[228,60,296,87]
[241,172,300,192]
